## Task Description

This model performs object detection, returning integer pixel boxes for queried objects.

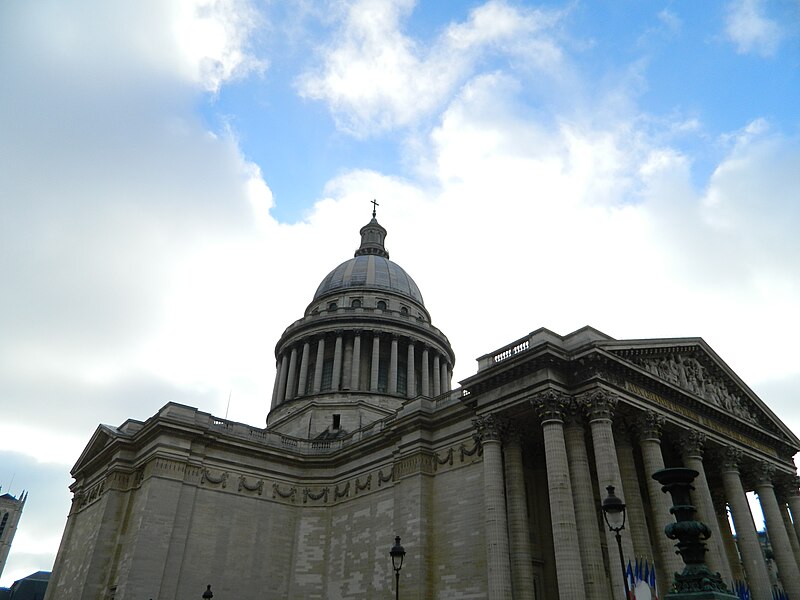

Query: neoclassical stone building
[45,215,800,600]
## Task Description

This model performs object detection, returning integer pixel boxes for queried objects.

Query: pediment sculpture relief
[630,353,759,425]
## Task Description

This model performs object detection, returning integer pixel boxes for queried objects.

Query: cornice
[454,337,799,468]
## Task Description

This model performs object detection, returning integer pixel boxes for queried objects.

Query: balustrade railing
[477,336,531,370]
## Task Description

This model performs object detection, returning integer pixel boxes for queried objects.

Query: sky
[1,0,800,587]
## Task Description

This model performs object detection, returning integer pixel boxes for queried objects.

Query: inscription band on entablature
[624,381,776,457]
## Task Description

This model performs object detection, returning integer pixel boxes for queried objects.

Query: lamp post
[602,485,631,600]
[201,584,213,599]
[651,468,736,598]
[390,535,406,600]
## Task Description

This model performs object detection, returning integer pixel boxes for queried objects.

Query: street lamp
[601,485,631,600]
[202,584,213,599]
[389,535,406,600]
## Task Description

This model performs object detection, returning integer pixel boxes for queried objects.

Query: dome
[313,254,424,304]
[268,210,456,428]
[312,215,424,305]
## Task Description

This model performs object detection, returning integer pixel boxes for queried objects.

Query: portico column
[432,354,441,396]
[614,419,654,565]
[406,341,415,398]
[776,483,800,573]
[473,415,513,600]
[636,410,684,593]
[503,426,535,600]
[313,337,325,393]
[679,430,732,585]
[351,331,361,391]
[783,505,800,571]
[721,447,772,600]
[582,389,634,598]
[711,488,746,584]
[370,332,380,392]
[532,391,585,599]
[754,462,800,598]
[331,332,343,391]
[388,336,398,394]
[564,401,609,600]
[421,346,430,397]
[786,476,800,553]
[284,346,298,400]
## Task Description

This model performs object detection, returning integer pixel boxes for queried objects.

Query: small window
[332,414,341,430]
[400,306,409,316]
[377,300,387,310]
[328,302,338,311]
[351,299,362,308]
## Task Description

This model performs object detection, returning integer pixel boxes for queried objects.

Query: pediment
[603,338,799,447]
[72,424,123,475]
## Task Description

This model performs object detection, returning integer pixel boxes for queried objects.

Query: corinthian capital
[503,423,527,447]
[636,410,665,442]
[531,389,570,424]
[580,389,618,422]
[678,429,706,459]
[754,461,776,487]
[791,475,800,498]
[564,397,585,427]
[472,414,509,443]
[615,416,639,447]
[774,475,800,500]
[722,446,743,472]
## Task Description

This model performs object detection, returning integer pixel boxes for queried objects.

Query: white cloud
[0,0,275,438]
[297,0,564,136]
[724,0,783,57]
[172,0,268,91]
[657,9,682,35]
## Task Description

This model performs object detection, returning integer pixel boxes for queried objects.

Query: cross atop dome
[371,198,379,219]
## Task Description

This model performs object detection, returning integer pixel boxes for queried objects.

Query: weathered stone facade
[0,490,26,580]
[45,218,800,600]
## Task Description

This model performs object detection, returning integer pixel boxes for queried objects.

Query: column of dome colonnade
[721,447,773,600]
[473,415,513,600]
[582,389,635,599]
[270,329,454,408]
[753,462,800,598]
[564,399,610,600]
[532,390,586,599]
[677,429,734,586]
